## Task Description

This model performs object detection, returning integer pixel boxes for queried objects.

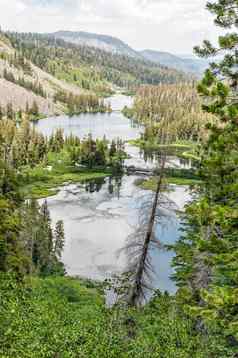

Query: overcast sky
[0,0,221,54]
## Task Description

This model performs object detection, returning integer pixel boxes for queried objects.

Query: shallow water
[40,177,190,293]
[37,95,191,293]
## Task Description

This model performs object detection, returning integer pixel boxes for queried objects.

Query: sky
[0,0,221,54]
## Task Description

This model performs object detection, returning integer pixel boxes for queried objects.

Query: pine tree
[0,105,3,120]
[30,100,39,117]
[173,0,238,346]
[54,220,64,259]
[17,109,22,120]
[40,200,52,245]
[109,140,117,158]
[25,101,29,115]
[0,161,25,276]
[6,102,14,120]
[32,200,54,275]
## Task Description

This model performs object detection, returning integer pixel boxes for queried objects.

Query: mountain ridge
[51,30,207,74]
[50,30,142,59]
[140,49,208,74]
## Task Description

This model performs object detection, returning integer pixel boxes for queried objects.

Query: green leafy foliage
[0,276,232,357]
[173,0,238,351]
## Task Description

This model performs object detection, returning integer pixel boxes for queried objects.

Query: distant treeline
[53,90,111,115]
[125,84,215,142]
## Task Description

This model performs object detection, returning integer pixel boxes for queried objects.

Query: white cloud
[0,0,221,54]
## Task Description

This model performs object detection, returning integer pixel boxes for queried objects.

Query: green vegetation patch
[0,275,229,357]
[135,166,202,190]
[121,90,135,96]
[129,139,192,151]
[50,60,114,97]
[0,275,107,358]
[17,133,126,199]
[20,166,111,199]
[136,176,201,191]
[19,148,111,198]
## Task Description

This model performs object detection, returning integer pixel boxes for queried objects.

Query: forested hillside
[50,30,208,75]
[0,32,109,118]
[7,32,187,90]
[0,30,188,118]
[123,83,216,145]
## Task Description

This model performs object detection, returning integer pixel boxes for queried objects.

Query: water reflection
[35,95,192,294]
[42,176,190,293]
[139,148,192,169]
[125,144,192,170]
[84,176,122,198]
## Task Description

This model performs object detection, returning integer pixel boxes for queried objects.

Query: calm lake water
[35,95,139,141]
[36,95,191,294]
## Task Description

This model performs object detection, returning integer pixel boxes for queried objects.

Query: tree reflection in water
[84,176,123,198]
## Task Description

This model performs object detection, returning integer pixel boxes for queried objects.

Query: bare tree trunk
[127,157,166,306]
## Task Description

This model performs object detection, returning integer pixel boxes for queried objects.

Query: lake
[36,95,191,294]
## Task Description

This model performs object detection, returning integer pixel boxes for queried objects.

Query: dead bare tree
[127,165,165,305]
[121,128,178,307]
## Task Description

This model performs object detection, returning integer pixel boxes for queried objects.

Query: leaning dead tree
[126,159,166,306]
[122,131,177,307]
